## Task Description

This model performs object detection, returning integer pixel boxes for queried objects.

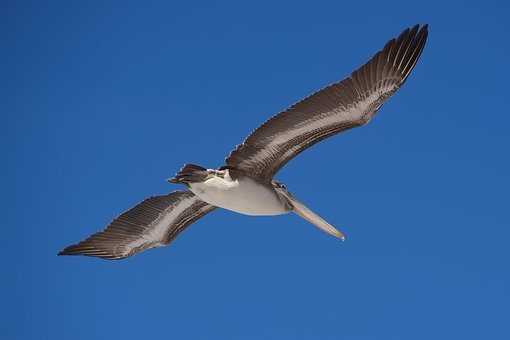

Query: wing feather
[226,25,428,179]
[58,191,215,260]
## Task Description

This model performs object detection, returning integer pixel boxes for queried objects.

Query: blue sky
[4,1,510,339]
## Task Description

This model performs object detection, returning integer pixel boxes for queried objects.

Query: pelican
[59,25,428,260]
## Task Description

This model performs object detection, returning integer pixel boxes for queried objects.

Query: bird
[59,24,428,260]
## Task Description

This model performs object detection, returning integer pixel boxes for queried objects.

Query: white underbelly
[188,176,288,216]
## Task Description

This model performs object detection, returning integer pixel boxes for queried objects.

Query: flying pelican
[59,24,428,260]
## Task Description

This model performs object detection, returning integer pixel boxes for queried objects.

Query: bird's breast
[188,176,289,216]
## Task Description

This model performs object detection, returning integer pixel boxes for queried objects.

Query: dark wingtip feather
[58,244,87,256]
[57,243,125,260]
[57,245,76,256]
[58,244,91,256]
[417,24,429,37]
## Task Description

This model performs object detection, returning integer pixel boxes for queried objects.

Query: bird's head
[271,180,288,192]
[271,180,294,208]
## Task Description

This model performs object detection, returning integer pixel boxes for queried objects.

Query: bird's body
[59,24,429,260]
[188,169,290,216]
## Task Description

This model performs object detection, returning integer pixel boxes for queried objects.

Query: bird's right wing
[226,25,428,180]
[58,190,216,260]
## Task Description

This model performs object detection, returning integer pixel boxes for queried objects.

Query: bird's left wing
[58,191,216,260]
[226,25,428,180]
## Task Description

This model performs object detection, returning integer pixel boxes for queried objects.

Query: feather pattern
[58,191,215,260]
[226,25,428,180]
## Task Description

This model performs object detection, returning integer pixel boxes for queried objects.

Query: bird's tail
[168,164,210,184]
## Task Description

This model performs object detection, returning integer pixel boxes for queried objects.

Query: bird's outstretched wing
[226,25,428,180]
[58,191,215,260]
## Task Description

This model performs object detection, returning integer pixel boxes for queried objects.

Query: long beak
[287,196,345,240]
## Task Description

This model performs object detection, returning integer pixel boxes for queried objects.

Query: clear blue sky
[4,1,510,339]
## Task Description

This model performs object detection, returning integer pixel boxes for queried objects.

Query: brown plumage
[169,163,210,184]
[59,191,215,259]
[59,25,428,260]
[226,24,428,180]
